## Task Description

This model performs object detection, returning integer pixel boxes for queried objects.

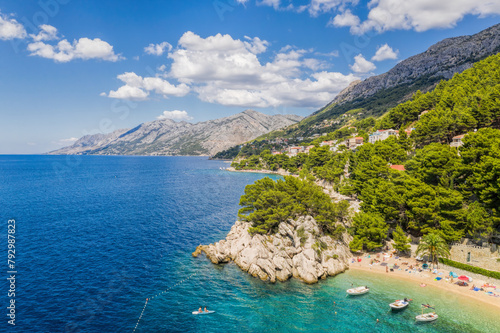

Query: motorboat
[346,286,369,295]
[416,312,438,322]
[416,304,438,322]
[192,310,215,315]
[389,298,411,310]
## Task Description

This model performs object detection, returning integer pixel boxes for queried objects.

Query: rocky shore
[193,216,352,284]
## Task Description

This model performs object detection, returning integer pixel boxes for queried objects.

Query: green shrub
[312,240,328,256]
[439,258,500,280]
[297,227,307,246]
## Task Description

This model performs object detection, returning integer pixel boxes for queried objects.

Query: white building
[287,146,304,156]
[369,129,399,144]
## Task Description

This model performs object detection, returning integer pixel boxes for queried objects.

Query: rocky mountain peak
[48,110,303,156]
[332,23,500,105]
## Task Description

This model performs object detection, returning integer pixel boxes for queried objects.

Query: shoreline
[348,257,500,311]
[224,166,292,176]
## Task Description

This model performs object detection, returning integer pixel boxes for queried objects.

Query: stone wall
[449,241,500,272]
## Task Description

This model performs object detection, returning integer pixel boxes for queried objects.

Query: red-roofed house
[348,137,364,150]
[450,134,466,148]
[390,165,405,171]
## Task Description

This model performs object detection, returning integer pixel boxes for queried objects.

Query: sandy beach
[349,253,500,310]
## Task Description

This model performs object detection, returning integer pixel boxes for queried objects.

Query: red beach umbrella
[458,275,469,281]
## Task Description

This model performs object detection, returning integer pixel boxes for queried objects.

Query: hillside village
[270,117,467,159]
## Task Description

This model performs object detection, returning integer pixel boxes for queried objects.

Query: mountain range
[274,23,500,137]
[48,110,303,156]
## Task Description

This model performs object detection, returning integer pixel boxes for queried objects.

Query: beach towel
[473,287,480,291]
[449,272,458,278]
[435,277,442,281]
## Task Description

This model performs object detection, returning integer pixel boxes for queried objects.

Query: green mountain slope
[232,52,500,247]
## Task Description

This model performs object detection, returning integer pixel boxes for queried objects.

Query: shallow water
[1,155,498,332]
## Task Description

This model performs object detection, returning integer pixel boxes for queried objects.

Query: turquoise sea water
[1,155,498,332]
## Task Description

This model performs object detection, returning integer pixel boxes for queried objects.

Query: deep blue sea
[1,155,499,332]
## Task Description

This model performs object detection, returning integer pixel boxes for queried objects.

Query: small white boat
[346,286,369,295]
[416,312,438,322]
[389,299,410,310]
[192,310,215,315]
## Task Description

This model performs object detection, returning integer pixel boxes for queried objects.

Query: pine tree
[393,225,411,253]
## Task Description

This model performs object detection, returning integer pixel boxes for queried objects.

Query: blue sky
[0,0,499,154]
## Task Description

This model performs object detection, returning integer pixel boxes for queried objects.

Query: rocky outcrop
[48,110,303,156]
[194,216,352,284]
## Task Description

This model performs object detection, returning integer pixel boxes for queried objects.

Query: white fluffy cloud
[329,9,360,27]
[169,32,358,107]
[258,0,282,10]
[157,110,193,121]
[350,54,376,73]
[105,72,190,100]
[249,0,500,34]
[30,24,59,41]
[168,31,271,85]
[27,27,123,63]
[105,32,358,107]
[371,44,398,61]
[343,0,500,34]
[106,31,359,108]
[144,41,172,56]
[0,11,26,40]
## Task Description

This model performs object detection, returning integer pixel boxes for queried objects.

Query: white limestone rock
[197,215,351,284]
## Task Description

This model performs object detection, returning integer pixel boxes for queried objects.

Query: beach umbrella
[458,275,469,281]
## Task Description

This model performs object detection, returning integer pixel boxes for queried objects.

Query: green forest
[238,176,349,237]
[377,53,500,145]
[233,53,500,252]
